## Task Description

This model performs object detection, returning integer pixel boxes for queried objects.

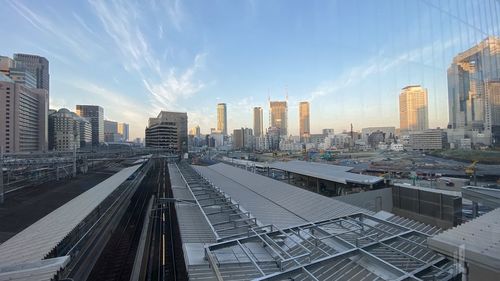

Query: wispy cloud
[89,0,206,111]
[8,0,93,60]
[307,36,460,101]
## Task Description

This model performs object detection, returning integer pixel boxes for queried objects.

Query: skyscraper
[399,85,429,132]
[299,101,310,140]
[448,37,500,145]
[270,101,288,136]
[0,73,48,153]
[253,107,263,137]
[117,122,129,141]
[13,53,50,92]
[217,103,227,135]
[76,105,104,145]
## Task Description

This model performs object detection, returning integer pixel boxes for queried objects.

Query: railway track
[86,160,158,281]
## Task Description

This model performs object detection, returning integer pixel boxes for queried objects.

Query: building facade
[399,85,429,133]
[217,103,227,135]
[48,108,80,151]
[409,129,447,151]
[117,122,129,141]
[299,101,310,141]
[76,116,92,148]
[13,53,50,92]
[0,74,48,153]
[76,105,104,146]
[270,101,288,136]
[448,37,500,146]
[104,120,122,142]
[145,111,188,152]
[253,107,263,137]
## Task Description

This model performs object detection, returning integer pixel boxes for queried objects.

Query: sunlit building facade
[0,74,48,153]
[117,122,129,141]
[448,37,500,146]
[299,101,310,141]
[399,85,429,133]
[217,103,227,135]
[270,101,287,136]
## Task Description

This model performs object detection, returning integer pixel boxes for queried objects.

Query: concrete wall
[336,188,393,212]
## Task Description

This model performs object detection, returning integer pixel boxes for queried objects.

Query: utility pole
[0,146,3,204]
[73,134,77,178]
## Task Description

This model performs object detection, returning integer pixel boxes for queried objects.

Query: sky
[1,0,499,139]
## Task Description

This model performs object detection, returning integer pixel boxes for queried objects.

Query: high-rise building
[0,73,48,153]
[399,85,429,132]
[145,111,188,152]
[448,37,500,146]
[48,108,81,151]
[270,101,288,136]
[253,107,263,137]
[117,122,129,141]
[76,105,104,145]
[8,67,36,88]
[76,116,92,148]
[13,53,49,92]
[217,103,227,135]
[233,128,245,149]
[299,101,310,140]
[104,120,122,142]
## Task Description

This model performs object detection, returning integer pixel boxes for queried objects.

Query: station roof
[269,160,383,185]
[461,185,500,208]
[173,162,447,280]
[0,164,142,267]
[168,163,217,243]
[194,163,371,227]
[428,207,500,272]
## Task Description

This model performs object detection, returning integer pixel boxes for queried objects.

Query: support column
[472,202,479,218]
[316,178,320,194]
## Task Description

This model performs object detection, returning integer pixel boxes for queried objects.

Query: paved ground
[0,170,115,243]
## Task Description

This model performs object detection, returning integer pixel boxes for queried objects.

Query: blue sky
[1,0,499,138]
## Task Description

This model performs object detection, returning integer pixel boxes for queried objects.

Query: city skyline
[1,1,499,138]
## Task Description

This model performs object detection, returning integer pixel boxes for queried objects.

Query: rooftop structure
[428,208,500,279]
[169,162,458,281]
[269,160,383,186]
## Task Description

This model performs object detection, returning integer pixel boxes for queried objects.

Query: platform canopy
[269,160,383,185]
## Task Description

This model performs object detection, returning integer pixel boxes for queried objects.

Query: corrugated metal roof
[0,164,142,267]
[194,166,306,228]
[193,163,370,227]
[0,256,69,281]
[168,164,217,243]
[269,160,383,185]
[428,207,500,272]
